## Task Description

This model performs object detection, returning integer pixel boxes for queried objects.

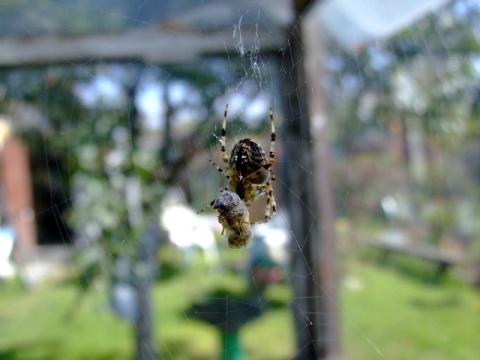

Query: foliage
[0,58,277,293]
[326,0,480,147]
[327,0,480,257]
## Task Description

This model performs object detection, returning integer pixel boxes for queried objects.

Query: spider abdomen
[230,139,270,185]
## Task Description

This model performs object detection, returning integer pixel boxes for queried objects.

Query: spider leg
[270,170,276,181]
[213,103,231,179]
[197,105,232,215]
[205,105,231,196]
[209,159,230,181]
[243,163,275,184]
[250,183,277,224]
[196,199,216,215]
[265,107,276,168]
[197,187,228,214]
[266,185,277,220]
[221,103,229,166]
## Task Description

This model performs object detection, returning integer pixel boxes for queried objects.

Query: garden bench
[365,240,463,280]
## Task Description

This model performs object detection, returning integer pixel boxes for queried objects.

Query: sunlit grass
[241,308,295,360]
[0,279,132,359]
[0,252,479,359]
[342,258,480,359]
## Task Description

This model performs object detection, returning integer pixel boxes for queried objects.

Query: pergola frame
[0,25,285,67]
[0,1,340,358]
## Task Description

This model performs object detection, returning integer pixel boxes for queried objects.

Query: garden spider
[199,103,277,224]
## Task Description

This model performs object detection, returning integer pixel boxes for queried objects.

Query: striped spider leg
[198,104,277,224]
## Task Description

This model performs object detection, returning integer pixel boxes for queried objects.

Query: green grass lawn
[0,254,479,359]
[342,258,480,359]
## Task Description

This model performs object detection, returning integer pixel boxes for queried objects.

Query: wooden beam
[302,9,341,359]
[0,25,287,67]
[280,0,339,358]
[295,0,316,13]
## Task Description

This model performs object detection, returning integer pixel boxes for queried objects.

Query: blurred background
[0,0,479,359]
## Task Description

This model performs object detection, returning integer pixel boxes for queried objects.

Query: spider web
[0,1,478,360]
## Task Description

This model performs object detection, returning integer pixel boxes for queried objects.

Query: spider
[199,103,277,224]
[213,190,253,248]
